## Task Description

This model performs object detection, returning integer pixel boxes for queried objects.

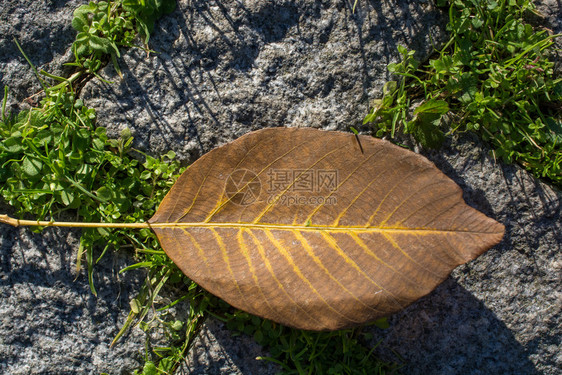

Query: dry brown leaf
[149,127,504,330]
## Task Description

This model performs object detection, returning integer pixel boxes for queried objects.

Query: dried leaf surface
[150,127,504,330]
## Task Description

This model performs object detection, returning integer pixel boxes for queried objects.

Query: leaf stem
[0,214,150,228]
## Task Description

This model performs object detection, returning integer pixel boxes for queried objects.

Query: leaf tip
[459,217,506,262]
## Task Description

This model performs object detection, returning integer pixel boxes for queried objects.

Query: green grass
[1,0,561,374]
[363,0,562,187]
[220,311,395,375]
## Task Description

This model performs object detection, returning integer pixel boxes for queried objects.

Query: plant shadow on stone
[81,0,449,165]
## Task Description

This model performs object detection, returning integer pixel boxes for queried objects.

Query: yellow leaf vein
[245,229,318,324]
[305,147,383,224]
[292,230,386,314]
[264,229,361,324]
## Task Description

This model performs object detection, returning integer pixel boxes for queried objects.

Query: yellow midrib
[150,221,494,235]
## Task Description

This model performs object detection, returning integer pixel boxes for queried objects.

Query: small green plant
[70,1,134,74]
[364,0,562,186]
[122,0,177,44]
[68,0,176,76]
[130,269,213,374]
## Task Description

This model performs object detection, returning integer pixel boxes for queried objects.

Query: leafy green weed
[364,0,562,186]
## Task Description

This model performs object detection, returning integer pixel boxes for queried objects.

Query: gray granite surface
[81,0,448,162]
[0,0,560,374]
[0,223,146,374]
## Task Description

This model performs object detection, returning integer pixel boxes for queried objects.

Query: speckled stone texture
[1,0,561,374]
[182,319,279,374]
[81,0,448,162]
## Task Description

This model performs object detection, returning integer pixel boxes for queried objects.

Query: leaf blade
[150,128,504,330]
